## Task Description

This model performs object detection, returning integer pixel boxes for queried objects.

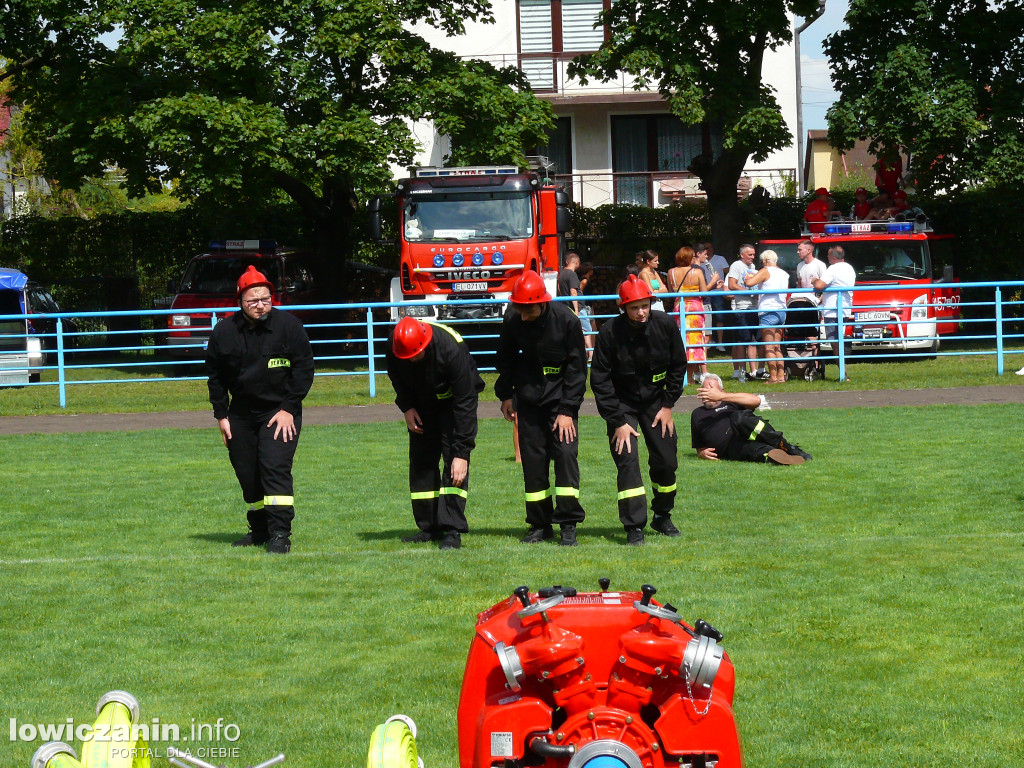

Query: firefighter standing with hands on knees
[590,274,686,546]
[495,270,588,546]
[206,265,315,554]
[386,317,484,551]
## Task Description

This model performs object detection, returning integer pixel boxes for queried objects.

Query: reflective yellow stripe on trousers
[263,495,294,506]
[440,486,468,499]
[410,490,439,500]
[747,420,765,441]
[617,487,646,501]
[554,486,580,498]
[652,482,677,493]
[525,489,553,502]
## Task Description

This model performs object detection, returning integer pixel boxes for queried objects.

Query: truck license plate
[857,311,890,322]
[453,282,487,292]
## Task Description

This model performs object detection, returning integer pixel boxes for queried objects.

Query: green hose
[366,717,419,768]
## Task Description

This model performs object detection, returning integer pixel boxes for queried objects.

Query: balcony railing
[550,169,796,208]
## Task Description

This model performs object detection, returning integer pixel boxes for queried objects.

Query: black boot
[266,532,291,554]
[233,509,269,547]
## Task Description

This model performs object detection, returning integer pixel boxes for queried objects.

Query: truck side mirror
[555,189,571,235]
[367,196,383,241]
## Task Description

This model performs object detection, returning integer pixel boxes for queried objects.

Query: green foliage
[2,406,1024,767]
[567,0,823,260]
[3,0,554,239]
[825,0,1024,192]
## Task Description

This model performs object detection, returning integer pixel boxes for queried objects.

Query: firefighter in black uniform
[206,265,315,554]
[495,270,588,546]
[590,275,686,546]
[691,374,811,464]
[385,317,484,551]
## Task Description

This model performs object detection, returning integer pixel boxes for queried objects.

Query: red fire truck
[165,240,324,355]
[368,166,571,322]
[759,218,961,353]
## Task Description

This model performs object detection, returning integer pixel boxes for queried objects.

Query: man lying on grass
[691,374,812,465]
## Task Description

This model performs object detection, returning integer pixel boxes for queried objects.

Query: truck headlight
[171,315,191,327]
[27,337,44,367]
[910,294,928,321]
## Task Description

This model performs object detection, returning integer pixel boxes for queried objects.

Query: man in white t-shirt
[813,245,857,380]
[796,240,827,290]
[726,244,758,381]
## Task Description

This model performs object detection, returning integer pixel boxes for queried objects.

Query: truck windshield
[179,258,283,294]
[404,192,533,242]
[816,241,929,279]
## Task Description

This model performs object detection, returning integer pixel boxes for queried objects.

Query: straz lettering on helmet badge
[268,358,291,369]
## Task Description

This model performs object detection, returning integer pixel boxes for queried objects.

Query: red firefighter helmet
[392,317,433,359]
[510,270,551,304]
[617,274,653,306]
[236,265,274,298]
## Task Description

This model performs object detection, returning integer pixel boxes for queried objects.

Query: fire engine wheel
[367,716,419,768]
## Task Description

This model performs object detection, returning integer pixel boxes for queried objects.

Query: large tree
[824,0,1024,193]
[1,0,554,265]
[568,0,823,258]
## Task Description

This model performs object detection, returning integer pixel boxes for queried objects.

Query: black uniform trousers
[226,408,301,538]
[723,409,788,463]
[608,400,678,528]
[516,400,586,528]
[408,408,470,534]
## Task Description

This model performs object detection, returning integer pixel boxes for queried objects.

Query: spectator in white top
[726,244,758,381]
[744,250,790,384]
[796,240,827,290]
[813,245,857,381]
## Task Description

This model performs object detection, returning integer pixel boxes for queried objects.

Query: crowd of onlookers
[558,239,857,384]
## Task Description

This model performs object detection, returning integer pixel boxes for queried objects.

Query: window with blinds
[561,0,604,52]
[519,0,555,89]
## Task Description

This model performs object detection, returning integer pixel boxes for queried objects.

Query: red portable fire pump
[370,581,742,768]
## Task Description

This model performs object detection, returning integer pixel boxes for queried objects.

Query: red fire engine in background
[760,217,961,353]
[368,166,571,322]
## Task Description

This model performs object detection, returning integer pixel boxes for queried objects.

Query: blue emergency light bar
[208,239,279,251]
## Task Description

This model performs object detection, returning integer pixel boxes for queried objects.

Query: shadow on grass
[190,531,242,544]
[357,525,652,544]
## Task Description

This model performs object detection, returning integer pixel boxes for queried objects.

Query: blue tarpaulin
[0,268,28,291]
[0,268,29,314]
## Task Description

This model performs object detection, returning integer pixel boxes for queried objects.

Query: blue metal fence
[1,281,1022,408]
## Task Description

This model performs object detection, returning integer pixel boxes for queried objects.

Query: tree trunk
[691,148,749,262]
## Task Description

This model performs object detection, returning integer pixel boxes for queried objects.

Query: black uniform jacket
[590,310,686,429]
[385,324,485,460]
[691,402,744,454]
[206,308,315,420]
[494,301,587,417]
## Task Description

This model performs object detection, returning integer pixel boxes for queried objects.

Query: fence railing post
[995,286,1004,375]
[837,291,846,382]
[366,308,377,398]
[57,317,67,409]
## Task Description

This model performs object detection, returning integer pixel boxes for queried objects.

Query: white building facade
[409,0,799,208]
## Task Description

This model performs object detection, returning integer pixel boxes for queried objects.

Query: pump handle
[640,584,657,606]
[598,577,611,591]
[695,619,724,642]
[513,585,532,608]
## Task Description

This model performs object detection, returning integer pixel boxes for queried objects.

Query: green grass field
[2,407,1022,767]
[2,340,1023,416]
